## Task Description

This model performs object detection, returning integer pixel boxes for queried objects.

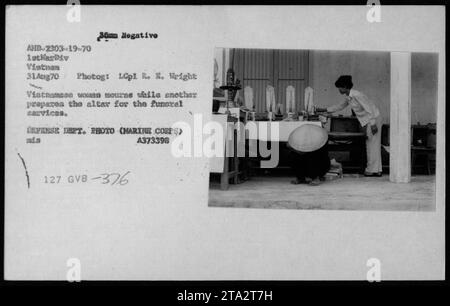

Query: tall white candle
[286,85,295,112]
[304,86,314,113]
[244,86,253,110]
[266,85,275,112]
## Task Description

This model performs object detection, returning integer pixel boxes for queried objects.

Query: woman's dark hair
[335,75,353,89]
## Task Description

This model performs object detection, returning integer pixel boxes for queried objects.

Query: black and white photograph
[2,4,445,286]
[209,48,438,211]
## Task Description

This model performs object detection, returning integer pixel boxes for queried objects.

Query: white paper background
[5,5,445,280]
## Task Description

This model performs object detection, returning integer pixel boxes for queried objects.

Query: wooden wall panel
[232,48,245,85]
[243,49,273,80]
[231,48,309,114]
[276,49,308,80]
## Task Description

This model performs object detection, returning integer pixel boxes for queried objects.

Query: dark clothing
[289,144,331,180]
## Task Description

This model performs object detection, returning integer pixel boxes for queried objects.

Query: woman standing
[316,75,383,177]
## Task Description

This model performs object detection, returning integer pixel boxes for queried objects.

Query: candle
[244,86,253,110]
[266,85,275,112]
[304,86,314,113]
[286,85,295,113]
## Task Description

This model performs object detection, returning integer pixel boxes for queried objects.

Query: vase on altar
[286,112,295,121]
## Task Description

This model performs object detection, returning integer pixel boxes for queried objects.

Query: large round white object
[288,124,328,152]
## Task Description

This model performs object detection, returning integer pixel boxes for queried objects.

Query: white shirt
[327,89,380,127]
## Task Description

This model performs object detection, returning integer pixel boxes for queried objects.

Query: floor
[209,175,436,211]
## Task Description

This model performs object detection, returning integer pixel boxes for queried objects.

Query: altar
[209,117,324,189]
[245,121,322,142]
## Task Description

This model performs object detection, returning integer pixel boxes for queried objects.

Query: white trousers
[365,117,382,173]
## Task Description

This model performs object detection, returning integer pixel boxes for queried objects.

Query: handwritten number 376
[92,171,130,186]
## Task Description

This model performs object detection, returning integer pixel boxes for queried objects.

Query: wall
[411,52,439,125]
[310,50,438,125]
[231,48,309,113]
[213,48,223,88]
[310,50,391,123]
